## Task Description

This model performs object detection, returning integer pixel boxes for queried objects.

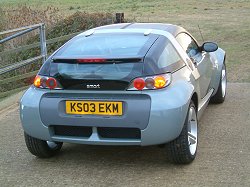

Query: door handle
[190,57,198,66]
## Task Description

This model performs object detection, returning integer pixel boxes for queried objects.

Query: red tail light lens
[46,78,57,89]
[128,73,171,91]
[33,75,62,89]
[133,78,145,90]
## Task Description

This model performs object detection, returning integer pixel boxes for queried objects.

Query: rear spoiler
[52,57,143,64]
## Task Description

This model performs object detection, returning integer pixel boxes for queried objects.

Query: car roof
[95,23,186,37]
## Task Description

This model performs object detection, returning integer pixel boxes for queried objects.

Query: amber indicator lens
[154,76,166,89]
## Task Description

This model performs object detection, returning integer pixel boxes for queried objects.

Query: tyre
[24,132,63,158]
[166,101,198,164]
[210,63,227,104]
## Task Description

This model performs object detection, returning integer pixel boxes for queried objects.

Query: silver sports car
[20,23,227,164]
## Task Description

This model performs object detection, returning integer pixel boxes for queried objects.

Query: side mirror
[202,42,218,52]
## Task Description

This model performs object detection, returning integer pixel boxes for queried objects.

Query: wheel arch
[211,48,226,96]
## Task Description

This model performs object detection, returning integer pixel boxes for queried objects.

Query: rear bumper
[20,85,190,146]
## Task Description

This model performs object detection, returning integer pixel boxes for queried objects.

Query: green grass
[2,0,250,82]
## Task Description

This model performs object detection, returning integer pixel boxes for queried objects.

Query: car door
[176,33,214,99]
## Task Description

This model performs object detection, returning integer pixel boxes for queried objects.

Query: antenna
[198,25,204,42]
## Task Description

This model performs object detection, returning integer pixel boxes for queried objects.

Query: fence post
[39,24,47,63]
[115,13,125,23]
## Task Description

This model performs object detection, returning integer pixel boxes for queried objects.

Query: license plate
[65,101,123,116]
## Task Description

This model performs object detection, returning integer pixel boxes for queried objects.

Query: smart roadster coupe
[20,23,227,164]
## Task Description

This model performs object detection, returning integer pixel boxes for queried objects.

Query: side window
[158,42,182,69]
[176,33,199,59]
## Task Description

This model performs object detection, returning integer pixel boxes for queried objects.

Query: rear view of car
[31,32,167,139]
[20,23,226,164]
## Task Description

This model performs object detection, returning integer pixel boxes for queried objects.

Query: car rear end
[20,29,189,146]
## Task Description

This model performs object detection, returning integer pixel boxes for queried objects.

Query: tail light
[33,75,62,90]
[127,73,172,91]
[133,78,145,90]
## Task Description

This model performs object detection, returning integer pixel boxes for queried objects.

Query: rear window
[45,33,159,82]
[54,33,158,58]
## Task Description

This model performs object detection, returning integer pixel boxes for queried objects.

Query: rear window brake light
[52,58,143,64]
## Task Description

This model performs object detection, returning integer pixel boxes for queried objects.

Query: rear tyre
[24,132,63,158]
[210,63,227,104]
[166,101,198,164]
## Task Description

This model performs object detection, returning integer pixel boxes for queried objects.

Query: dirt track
[0,83,249,187]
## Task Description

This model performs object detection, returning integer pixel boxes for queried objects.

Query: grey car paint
[20,25,226,146]
[20,67,191,146]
